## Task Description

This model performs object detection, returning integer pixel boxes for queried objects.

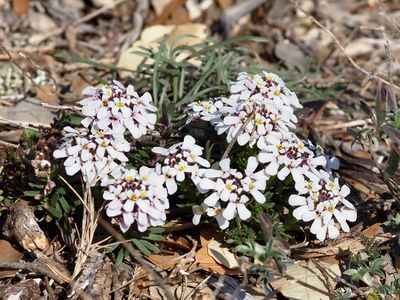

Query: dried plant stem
[0,261,64,284]
[0,116,49,130]
[72,183,99,279]
[41,103,81,111]
[97,216,175,300]
[292,0,400,92]
[220,111,255,161]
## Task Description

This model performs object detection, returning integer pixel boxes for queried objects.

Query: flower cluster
[188,72,357,241]
[53,126,129,185]
[54,81,157,186]
[152,135,210,195]
[189,72,301,149]
[192,157,267,229]
[290,170,356,241]
[102,166,168,232]
[80,81,156,139]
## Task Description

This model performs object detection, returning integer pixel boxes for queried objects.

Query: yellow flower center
[202,103,211,110]
[142,175,148,181]
[97,130,104,137]
[125,175,134,182]
[226,184,233,191]
[267,75,273,81]
[116,102,124,108]
[190,152,197,160]
[306,182,313,190]
[277,144,283,150]
[82,143,88,150]
[195,100,202,106]
[249,182,255,190]
[140,190,147,197]
[177,165,186,171]
[299,143,305,150]
[130,194,138,201]
[255,118,263,125]
[215,207,222,215]
[274,90,281,96]
[101,139,108,147]
[329,181,335,188]
[327,205,335,213]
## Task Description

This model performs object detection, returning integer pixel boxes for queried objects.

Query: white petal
[246,156,258,174]
[204,192,219,206]
[251,190,266,204]
[237,203,251,220]
[222,202,236,220]
[288,195,306,206]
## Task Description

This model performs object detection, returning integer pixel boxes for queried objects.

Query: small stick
[220,111,255,161]
[0,261,64,285]
[0,116,49,130]
[42,103,81,111]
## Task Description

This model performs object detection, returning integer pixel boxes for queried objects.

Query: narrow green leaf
[132,238,151,256]
[23,190,41,197]
[142,233,164,241]
[59,196,71,214]
[115,248,125,267]
[139,240,160,254]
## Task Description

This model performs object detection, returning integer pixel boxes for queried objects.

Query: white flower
[80,81,157,140]
[207,203,229,230]
[53,125,130,185]
[222,194,251,221]
[192,203,209,225]
[103,167,169,232]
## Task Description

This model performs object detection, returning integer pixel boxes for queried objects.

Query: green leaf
[384,148,400,179]
[57,187,66,195]
[47,203,62,219]
[23,190,41,197]
[58,196,71,214]
[139,240,160,254]
[149,227,165,234]
[28,182,45,188]
[105,243,119,253]
[142,233,164,241]
[115,248,125,267]
[132,238,151,256]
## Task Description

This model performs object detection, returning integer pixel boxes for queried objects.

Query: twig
[335,275,367,298]
[44,276,57,300]
[0,116,49,130]
[97,216,175,300]
[42,103,81,111]
[0,261,64,285]
[220,111,255,161]
[291,0,400,92]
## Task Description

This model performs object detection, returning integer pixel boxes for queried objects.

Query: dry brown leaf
[195,247,241,275]
[147,254,181,271]
[0,240,23,279]
[36,85,58,104]
[12,0,29,16]
[270,260,340,300]
[217,0,232,9]
[362,222,384,237]
[207,240,239,270]
[159,236,192,252]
